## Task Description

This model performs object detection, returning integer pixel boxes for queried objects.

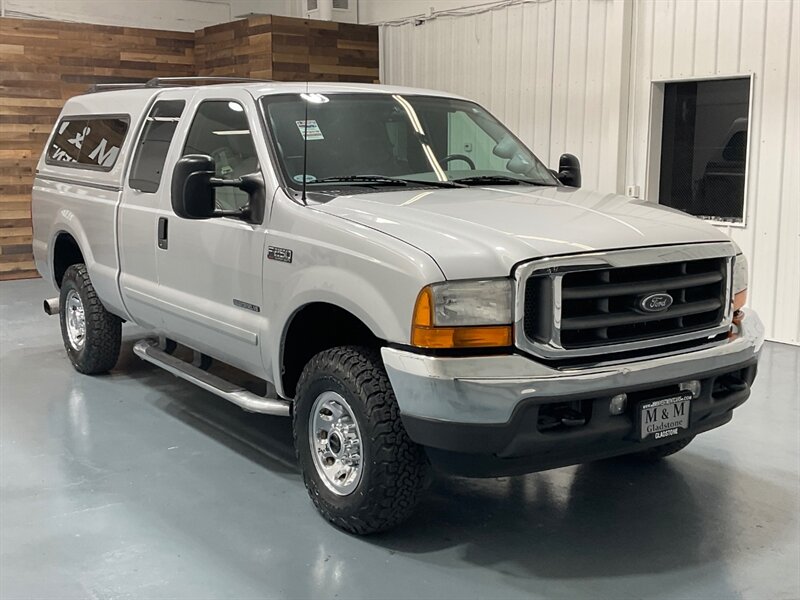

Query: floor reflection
[49,334,795,585]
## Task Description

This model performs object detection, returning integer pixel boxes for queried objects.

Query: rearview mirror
[171,154,265,223]
[171,154,217,219]
[556,153,582,188]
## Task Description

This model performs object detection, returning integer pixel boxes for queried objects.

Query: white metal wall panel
[1,0,234,31]
[380,0,799,344]
[625,0,800,344]
[380,0,630,192]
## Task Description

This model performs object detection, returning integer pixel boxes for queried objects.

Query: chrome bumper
[382,309,764,425]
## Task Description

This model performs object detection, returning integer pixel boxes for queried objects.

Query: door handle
[157,217,168,250]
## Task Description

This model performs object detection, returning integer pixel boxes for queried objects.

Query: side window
[47,116,129,170]
[183,100,258,211]
[658,77,750,223]
[129,100,186,193]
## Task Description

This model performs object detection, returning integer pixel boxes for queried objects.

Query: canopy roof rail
[86,77,274,94]
[86,82,151,93]
[145,76,274,87]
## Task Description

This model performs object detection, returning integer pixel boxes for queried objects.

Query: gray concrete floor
[1,278,798,600]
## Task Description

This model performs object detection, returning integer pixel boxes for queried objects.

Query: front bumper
[381,309,764,476]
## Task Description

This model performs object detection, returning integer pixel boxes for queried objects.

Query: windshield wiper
[312,175,407,186]
[311,175,462,188]
[452,175,556,186]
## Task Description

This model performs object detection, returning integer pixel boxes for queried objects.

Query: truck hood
[314,185,731,279]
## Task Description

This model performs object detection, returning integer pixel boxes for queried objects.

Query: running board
[133,339,291,417]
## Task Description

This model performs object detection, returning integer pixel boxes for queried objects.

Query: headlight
[732,253,748,312]
[411,279,513,348]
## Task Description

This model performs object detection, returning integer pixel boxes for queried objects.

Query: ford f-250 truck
[32,77,763,534]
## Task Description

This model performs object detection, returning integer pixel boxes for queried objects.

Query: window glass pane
[659,77,750,223]
[445,111,509,172]
[261,93,555,190]
[47,117,128,170]
[129,100,185,193]
[183,100,258,211]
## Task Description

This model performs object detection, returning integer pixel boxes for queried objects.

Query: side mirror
[171,154,217,219]
[171,154,265,223]
[556,153,581,188]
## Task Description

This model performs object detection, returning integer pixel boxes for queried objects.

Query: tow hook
[538,406,587,431]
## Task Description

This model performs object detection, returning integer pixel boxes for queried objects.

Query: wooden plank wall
[194,16,274,79]
[1,14,378,282]
[195,16,379,82]
[0,17,194,281]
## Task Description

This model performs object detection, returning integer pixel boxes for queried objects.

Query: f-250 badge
[267,246,293,263]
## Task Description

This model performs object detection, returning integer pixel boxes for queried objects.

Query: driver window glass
[183,100,258,211]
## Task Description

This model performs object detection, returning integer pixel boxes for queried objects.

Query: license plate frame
[637,390,693,441]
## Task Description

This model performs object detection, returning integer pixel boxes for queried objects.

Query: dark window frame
[44,113,130,172]
[655,75,752,226]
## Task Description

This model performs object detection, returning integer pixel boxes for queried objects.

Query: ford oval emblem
[638,292,673,313]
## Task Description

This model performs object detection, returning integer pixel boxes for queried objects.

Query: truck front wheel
[59,264,121,374]
[293,346,427,534]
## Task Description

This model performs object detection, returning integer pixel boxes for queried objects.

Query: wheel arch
[279,301,385,399]
[52,230,86,287]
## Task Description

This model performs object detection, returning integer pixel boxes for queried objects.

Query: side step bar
[133,339,291,417]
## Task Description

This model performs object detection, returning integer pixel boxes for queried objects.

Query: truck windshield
[260,93,557,191]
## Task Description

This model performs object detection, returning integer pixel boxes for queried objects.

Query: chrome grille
[514,243,735,359]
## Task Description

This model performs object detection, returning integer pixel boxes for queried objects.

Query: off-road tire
[59,264,121,374]
[633,436,695,461]
[293,346,427,534]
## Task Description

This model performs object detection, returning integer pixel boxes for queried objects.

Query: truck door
[119,91,191,329]
[154,90,268,375]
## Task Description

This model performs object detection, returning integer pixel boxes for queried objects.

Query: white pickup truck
[32,78,763,534]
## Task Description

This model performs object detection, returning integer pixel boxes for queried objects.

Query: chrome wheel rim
[65,289,86,351]
[308,391,363,496]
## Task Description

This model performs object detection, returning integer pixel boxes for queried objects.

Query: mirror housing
[171,155,217,219]
[171,154,266,223]
[556,153,582,188]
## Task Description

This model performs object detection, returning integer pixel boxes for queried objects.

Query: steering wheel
[439,154,476,170]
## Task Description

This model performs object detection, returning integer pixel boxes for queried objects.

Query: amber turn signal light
[411,324,513,349]
[411,286,513,349]
[733,289,747,312]
[733,289,747,324]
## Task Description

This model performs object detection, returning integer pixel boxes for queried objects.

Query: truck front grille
[517,244,734,359]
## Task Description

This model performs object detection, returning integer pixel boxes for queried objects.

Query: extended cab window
[47,116,129,170]
[182,100,258,211]
[129,100,186,193]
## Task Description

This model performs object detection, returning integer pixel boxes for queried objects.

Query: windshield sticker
[295,120,324,141]
[293,174,317,183]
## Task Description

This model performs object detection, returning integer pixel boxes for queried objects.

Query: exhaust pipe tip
[43,297,59,316]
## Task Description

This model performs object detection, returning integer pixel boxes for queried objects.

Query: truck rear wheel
[293,346,427,534]
[59,264,121,374]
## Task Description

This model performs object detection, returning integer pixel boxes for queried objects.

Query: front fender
[269,266,416,397]
[264,193,445,396]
